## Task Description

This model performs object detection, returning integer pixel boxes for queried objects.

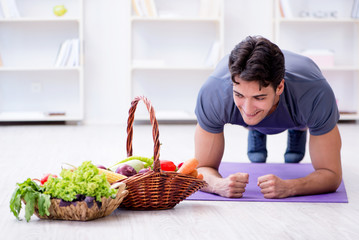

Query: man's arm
[195,124,249,198]
[257,125,342,198]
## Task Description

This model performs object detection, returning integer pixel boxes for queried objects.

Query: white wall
[83,0,273,125]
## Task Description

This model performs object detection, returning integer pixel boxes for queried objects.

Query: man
[195,36,342,199]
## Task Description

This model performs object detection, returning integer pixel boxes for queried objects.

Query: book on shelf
[68,39,80,67]
[55,40,71,67]
[132,0,157,17]
[0,0,20,19]
[132,0,144,16]
[54,39,80,67]
[352,0,359,19]
[279,0,293,18]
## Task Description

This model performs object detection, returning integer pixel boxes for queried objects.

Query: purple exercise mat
[186,162,348,203]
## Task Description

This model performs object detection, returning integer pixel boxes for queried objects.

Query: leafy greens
[10,161,117,222]
[10,178,51,222]
[44,161,117,202]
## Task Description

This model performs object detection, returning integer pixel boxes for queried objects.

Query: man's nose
[243,99,255,113]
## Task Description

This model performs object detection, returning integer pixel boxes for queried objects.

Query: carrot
[197,173,203,180]
[188,169,198,178]
[177,158,199,175]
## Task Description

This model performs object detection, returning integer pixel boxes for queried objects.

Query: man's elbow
[328,172,342,192]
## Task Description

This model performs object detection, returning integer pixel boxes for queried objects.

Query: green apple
[53,5,67,17]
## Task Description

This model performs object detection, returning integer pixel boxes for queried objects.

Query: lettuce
[10,161,117,222]
[44,161,117,202]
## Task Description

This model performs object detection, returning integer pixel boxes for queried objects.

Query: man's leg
[284,129,307,163]
[247,130,267,163]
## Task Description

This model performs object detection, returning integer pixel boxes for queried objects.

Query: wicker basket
[26,182,128,221]
[120,96,207,210]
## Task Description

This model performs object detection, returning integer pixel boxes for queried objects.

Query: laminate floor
[1,122,358,240]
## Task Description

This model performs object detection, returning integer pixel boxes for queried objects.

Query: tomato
[177,162,184,169]
[40,173,58,185]
[160,160,177,171]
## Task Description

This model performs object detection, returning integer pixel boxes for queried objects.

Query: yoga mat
[186,162,348,203]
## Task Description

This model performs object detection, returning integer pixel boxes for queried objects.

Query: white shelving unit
[129,0,224,121]
[0,0,84,122]
[273,0,359,121]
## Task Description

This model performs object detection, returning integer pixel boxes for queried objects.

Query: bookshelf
[274,0,359,121]
[0,0,84,122]
[129,0,224,121]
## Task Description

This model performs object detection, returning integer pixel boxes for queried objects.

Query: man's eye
[256,97,265,100]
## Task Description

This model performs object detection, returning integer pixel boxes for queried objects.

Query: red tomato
[40,173,58,185]
[160,160,177,171]
[177,162,184,169]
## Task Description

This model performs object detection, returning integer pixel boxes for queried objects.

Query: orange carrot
[188,169,198,178]
[197,173,203,180]
[178,158,199,175]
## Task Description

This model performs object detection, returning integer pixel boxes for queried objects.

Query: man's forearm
[286,168,342,197]
[197,167,222,194]
[198,166,249,198]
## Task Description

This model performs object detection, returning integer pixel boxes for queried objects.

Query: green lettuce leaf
[44,161,116,202]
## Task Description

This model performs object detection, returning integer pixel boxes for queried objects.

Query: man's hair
[228,36,285,90]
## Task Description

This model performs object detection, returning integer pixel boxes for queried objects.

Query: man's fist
[213,172,249,198]
[257,174,292,199]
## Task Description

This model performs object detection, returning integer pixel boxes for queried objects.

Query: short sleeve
[304,80,340,136]
[195,77,226,134]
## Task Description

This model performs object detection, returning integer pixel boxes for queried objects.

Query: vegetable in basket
[115,164,137,177]
[109,156,154,171]
[10,161,119,222]
[10,178,51,222]
[178,158,204,179]
[44,161,117,202]
[160,160,177,171]
[40,173,58,185]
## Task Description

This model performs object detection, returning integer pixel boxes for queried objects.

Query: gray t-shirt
[195,50,339,136]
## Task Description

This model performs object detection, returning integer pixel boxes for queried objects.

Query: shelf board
[0,66,81,72]
[131,66,215,71]
[0,111,82,121]
[320,66,359,71]
[0,18,81,23]
[277,18,359,23]
[134,111,197,121]
[131,16,221,22]
[339,113,359,121]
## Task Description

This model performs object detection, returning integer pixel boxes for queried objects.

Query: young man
[195,36,342,199]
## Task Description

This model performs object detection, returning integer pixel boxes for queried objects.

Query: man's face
[232,76,284,126]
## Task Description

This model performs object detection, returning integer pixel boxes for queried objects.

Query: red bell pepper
[160,160,177,171]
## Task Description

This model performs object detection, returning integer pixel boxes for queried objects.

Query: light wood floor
[1,122,359,240]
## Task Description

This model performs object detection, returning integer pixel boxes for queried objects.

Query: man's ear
[276,79,285,95]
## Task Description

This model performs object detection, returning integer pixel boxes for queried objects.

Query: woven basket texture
[120,96,206,210]
[24,183,128,221]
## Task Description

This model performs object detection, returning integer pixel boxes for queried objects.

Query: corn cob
[98,168,127,183]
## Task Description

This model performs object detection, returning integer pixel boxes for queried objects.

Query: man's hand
[196,124,250,198]
[257,174,293,199]
[211,172,249,198]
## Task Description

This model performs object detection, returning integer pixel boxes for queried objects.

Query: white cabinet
[0,0,83,122]
[130,0,224,121]
[273,0,359,120]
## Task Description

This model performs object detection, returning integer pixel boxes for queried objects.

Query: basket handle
[126,96,161,172]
